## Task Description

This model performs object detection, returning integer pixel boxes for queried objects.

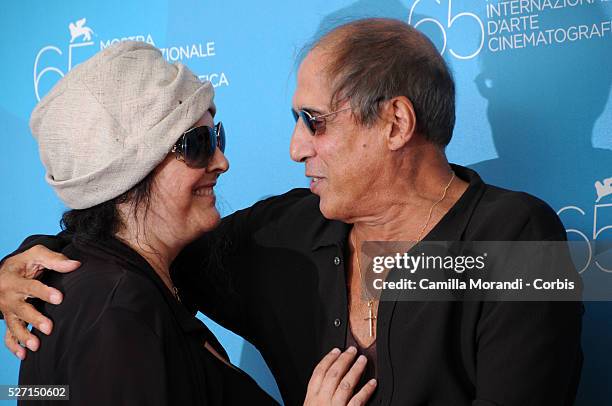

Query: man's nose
[289,121,315,163]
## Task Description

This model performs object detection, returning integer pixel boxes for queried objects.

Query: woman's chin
[197,209,222,233]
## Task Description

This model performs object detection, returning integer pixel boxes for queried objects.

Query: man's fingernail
[357,355,367,364]
[331,348,341,354]
[39,323,51,335]
[50,293,62,304]
[368,379,377,386]
[347,346,357,354]
[15,350,25,360]
[26,339,38,351]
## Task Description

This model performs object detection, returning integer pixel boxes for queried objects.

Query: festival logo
[558,177,612,273]
[69,18,94,43]
[408,0,485,60]
[595,177,612,203]
[34,18,228,101]
[408,0,611,57]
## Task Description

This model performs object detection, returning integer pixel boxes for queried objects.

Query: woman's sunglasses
[171,122,225,168]
[291,107,351,135]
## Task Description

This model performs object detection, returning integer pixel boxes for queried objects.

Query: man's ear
[382,96,417,151]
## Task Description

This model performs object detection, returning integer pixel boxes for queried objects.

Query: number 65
[33,46,65,102]
[408,0,484,60]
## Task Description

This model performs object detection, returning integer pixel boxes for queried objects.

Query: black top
[172,164,582,406]
[13,165,583,406]
[17,235,278,406]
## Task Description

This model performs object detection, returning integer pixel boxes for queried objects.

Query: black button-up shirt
[173,165,583,406]
[10,165,582,405]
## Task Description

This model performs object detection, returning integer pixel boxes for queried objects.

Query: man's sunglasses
[171,122,225,168]
[291,107,351,135]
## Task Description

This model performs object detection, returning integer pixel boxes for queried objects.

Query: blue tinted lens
[292,110,316,134]
[182,126,215,168]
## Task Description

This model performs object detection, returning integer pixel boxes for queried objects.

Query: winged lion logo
[69,18,94,43]
[595,177,612,203]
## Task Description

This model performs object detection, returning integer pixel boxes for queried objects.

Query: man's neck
[349,149,467,243]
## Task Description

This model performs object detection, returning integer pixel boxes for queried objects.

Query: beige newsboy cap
[30,40,214,209]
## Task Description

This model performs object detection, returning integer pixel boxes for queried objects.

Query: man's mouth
[308,176,326,193]
[306,173,325,182]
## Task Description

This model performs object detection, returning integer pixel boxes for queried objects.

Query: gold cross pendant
[365,300,377,338]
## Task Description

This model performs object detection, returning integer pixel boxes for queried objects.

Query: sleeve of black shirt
[473,200,583,406]
[171,198,260,341]
[172,189,311,342]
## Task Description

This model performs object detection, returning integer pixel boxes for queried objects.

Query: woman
[15,41,375,405]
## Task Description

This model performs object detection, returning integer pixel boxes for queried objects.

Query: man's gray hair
[312,18,456,147]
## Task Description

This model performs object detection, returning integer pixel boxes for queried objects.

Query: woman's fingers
[347,379,377,406]
[332,354,368,404]
[307,347,342,394]
[318,346,358,399]
[305,347,377,406]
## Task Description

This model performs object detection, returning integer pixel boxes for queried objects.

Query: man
[0,19,582,405]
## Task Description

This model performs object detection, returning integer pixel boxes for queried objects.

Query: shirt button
[333,318,342,327]
[333,256,341,265]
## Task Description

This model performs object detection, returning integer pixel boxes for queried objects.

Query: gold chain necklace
[352,171,455,338]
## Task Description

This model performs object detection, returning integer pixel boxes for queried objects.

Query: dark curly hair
[60,172,155,241]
